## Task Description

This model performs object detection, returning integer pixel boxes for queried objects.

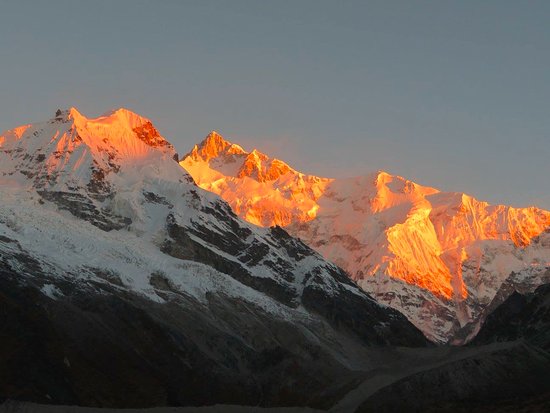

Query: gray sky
[1,0,549,208]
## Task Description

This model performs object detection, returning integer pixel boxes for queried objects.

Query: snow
[40,284,63,299]
[0,176,304,319]
[0,108,379,341]
[3,107,547,344]
[180,132,550,343]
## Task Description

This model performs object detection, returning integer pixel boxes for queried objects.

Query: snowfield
[181,131,550,343]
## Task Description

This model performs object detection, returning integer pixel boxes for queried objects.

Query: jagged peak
[185,133,296,175]
[205,130,224,141]
[373,170,393,184]
[0,107,187,201]
[227,143,246,154]
[375,169,392,178]
[199,130,229,149]
[247,148,269,161]
[90,107,152,128]
[1,106,176,162]
[202,131,228,152]
[372,170,407,189]
[190,131,246,161]
[50,106,153,132]
[236,150,293,182]
[182,133,307,183]
[371,170,441,199]
[68,106,82,117]
[83,108,174,153]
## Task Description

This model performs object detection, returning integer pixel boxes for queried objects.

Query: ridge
[0,106,181,198]
[179,132,550,343]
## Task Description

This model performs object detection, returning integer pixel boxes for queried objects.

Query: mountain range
[1,108,549,411]
[0,108,427,408]
[181,132,550,343]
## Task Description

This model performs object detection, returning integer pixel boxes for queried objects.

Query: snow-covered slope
[0,109,427,407]
[181,132,550,343]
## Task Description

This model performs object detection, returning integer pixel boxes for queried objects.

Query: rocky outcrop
[471,283,550,349]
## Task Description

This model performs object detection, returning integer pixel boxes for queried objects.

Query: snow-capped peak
[182,131,297,184]
[0,107,182,196]
[187,131,246,162]
[180,132,550,343]
[0,110,426,389]
[71,106,174,154]
[2,107,175,155]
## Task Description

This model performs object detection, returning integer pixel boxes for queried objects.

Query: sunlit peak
[180,135,550,303]
[248,148,268,160]
[68,106,83,119]
[202,130,229,146]
[193,131,247,161]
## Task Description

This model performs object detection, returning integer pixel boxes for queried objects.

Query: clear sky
[1,0,549,208]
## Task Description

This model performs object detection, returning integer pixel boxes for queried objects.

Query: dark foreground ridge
[0,402,321,413]
[355,284,550,412]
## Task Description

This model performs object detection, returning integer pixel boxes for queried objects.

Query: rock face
[181,132,550,343]
[472,283,550,349]
[0,109,427,408]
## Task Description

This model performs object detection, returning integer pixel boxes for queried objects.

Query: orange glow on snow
[181,132,550,300]
[0,107,177,190]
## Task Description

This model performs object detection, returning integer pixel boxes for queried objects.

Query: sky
[1,0,549,209]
